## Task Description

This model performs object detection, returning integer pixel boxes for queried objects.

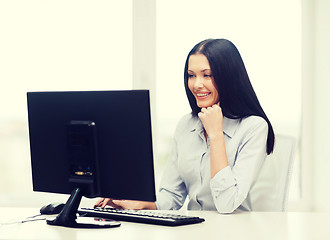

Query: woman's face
[187,54,219,108]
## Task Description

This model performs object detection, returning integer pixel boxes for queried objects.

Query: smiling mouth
[196,92,211,98]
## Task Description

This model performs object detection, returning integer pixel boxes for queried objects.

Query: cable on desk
[0,214,46,226]
[26,213,42,219]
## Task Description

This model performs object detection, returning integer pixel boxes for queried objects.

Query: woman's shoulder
[238,115,268,135]
[223,115,267,139]
[241,115,267,126]
[174,113,199,136]
[178,112,196,124]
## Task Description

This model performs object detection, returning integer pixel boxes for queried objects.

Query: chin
[196,100,213,108]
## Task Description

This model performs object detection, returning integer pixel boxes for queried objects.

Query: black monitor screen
[27,90,156,210]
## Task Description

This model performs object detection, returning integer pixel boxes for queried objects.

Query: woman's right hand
[94,198,157,210]
[94,198,122,209]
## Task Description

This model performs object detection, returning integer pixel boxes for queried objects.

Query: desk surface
[1,207,330,240]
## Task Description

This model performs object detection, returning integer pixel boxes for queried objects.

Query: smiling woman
[151,38,274,213]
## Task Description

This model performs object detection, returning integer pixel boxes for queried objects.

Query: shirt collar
[222,117,241,138]
[190,116,240,138]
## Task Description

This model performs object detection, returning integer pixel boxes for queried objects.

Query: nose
[194,76,204,89]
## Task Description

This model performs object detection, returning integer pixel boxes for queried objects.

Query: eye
[204,74,212,78]
[188,74,195,78]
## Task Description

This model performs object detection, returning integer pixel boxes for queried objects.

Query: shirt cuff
[210,166,237,195]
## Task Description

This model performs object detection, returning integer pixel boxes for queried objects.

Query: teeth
[196,93,210,97]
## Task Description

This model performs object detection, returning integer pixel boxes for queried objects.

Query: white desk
[1,207,330,240]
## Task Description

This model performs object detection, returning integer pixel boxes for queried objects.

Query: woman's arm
[199,105,268,213]
[198,104,228,178]
[156,138,188,210]
[209,132,228,178]
[209,119,268,213]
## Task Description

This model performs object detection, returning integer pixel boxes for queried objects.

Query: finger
[201,107,207,113]
[101,198,109,208]
[97,198,113,208]
[101,198,111,208]
[94,198,105,208]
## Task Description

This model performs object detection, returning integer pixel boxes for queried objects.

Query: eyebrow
[187,69,211,72]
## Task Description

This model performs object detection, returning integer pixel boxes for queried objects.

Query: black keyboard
[78,207,205,226]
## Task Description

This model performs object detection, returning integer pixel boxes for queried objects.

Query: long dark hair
[184,39,275,154]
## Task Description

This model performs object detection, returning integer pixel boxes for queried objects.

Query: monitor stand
[47,188,120,228]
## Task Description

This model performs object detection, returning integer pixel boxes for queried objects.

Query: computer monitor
[27,90,156,228]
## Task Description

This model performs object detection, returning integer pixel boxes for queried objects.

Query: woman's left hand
[198,103,224,140]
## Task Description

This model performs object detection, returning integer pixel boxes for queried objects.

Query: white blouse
[155,113,268,213]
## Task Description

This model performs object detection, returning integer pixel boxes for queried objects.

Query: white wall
[310,0,330,211]
[0,0,133,207]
